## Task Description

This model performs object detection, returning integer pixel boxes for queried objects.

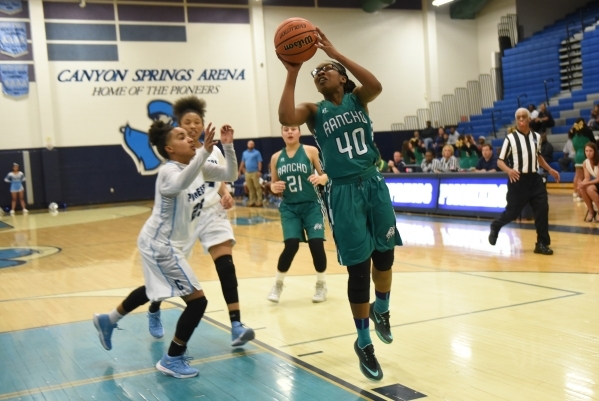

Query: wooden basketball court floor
[0,191,597,401]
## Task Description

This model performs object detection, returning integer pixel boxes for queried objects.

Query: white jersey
[140,144,238,249]
[202,146,226,209]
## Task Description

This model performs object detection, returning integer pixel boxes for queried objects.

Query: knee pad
[371,249,394,272]
[277,238,300,273]
[215,255,239,304]
[176,296,208,342]
[347,260,371,304]
[122,286,149,313]
[308,238,327,273]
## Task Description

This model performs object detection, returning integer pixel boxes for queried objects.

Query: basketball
[274,18,318,64]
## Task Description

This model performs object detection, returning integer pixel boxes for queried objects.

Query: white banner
[0,22,28,57]
[0,0,22,15]
[0,64,28,97]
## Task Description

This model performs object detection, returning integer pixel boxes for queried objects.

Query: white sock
[275,271,287,283]
[108,309,124,325]
[316,272,326,282]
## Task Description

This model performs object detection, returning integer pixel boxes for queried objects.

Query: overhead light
[432,0,454,6]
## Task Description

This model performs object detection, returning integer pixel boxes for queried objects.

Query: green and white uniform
[313,93,402,266]
[276,144,325,242]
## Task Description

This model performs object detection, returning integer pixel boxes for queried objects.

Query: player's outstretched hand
[315,27,340,59]
[278,54,302,73]
[272,181,286,194]
[220,191,234,210]
[220,125,234,144]
[203,123,217,153]
[550,169,560,184]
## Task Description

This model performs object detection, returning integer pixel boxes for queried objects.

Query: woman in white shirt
[93,120,238,379]
[578,143,599,222]
[4,163,27,214]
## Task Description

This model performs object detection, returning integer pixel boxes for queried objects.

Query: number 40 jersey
[313,93,379,180]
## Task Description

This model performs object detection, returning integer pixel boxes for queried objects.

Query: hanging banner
[0,22,28,57]
[0,0,22,15]
[0,64,29,96]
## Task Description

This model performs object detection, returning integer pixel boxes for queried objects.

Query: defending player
[267,125,328,303]
[146,96,255,347]
[278,28,402,380]
[93,121,237,379]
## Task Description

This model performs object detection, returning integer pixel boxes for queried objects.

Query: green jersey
[313,93,378,180]
[276,144,318,204]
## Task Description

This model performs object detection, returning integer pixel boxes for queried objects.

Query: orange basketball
[274,18,318,64]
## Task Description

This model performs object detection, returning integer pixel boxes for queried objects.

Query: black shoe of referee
[488,227,499,246]
[534,243,554,255]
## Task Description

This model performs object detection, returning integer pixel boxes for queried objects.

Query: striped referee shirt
[498,130,541,174]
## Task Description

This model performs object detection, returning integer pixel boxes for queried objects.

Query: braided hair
[149,121,175,159]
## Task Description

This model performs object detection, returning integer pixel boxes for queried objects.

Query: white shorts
[183,202,236,257]
[138,233,201,302]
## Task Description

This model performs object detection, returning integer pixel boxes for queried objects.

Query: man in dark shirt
[540,133,554,162]
[388,151,407,173]
[420,121,436,150]
[530,103,555,134]
[475,144,498,172]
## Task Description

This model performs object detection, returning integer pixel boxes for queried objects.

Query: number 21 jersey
[313,93,378,179]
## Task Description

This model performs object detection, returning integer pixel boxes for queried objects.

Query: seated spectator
[540,133,554,162]
[559,131,575,172]
[411,138,426,164]
[477,136,486,151]
[388,151,407,173]
[530,103,555,133]
[578,143,599,222]
[421,121,436,150]
[401,140,416,164]
[588,105,599,130]
[475,144,498,172]
[528,104,539,120]
[412,130,420,140]
[459,134,481,158]
[421,150,441,173]
[447,127,460,146]
[432,127,446,157]
[439,145,459,172]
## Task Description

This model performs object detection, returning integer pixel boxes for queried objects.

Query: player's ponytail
[149,121,175,159]
[330,61,356,94]
[173,96,207,123]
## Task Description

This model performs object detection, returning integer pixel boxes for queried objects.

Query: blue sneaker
[156,353,199,379]
[93,313,117,350]
[148,311,164,338]
[231,321,255,347]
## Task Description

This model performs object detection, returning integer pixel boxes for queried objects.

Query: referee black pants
[491,174,550,245]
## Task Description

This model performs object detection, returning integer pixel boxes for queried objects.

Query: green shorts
[279,200,326,242]
[325,166,402,266]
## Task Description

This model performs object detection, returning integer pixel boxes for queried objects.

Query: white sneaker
[267,281,283,303]
[573,193,578,198]
[576,197,584,202]
[312,281,327,303]
[9,210,14,215]
[22,209,28,213]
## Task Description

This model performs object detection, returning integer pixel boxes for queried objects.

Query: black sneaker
[488,226,499,246]
[369,303,393,344]
[534,243,553,255]
[353,340,383,381]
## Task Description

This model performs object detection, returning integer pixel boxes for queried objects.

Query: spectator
[374,142,387,172]
[411,137,427,164]
[477,136,487,151]
[421,121,436,150]
[459,134,481,158]
[530,103,555,134]
[439,145,459,172]
[578,143,599,222]
[388,151,407,173]
[571,118,597,202]
[558,131,575,173]
[421,150,441,173]
[588,105,599,130]
[412,131,420,141]
[540,133,554,162]
[239,140,263,207]
[401,140,415,164]
[528,104,539,120]
[432,127,446,157]
[475,144,498,172]
[447,127,460,146]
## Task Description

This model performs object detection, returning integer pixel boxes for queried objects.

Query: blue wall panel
[119,25,186,42]
[47,44,118,61]
[45,23,117,41]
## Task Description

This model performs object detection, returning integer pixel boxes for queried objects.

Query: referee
[488,108,560,255]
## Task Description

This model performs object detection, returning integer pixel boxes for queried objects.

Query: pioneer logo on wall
[120,99,175,175]
[57,68,245,97]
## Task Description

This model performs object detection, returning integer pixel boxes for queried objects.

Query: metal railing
[479,74,496,109]
[455,88,470,123]
[491,67,503,101]
[441,95,458,127]
[390,123,405,131]
[467,81,483,116]
[404,116,419,130]
[430,101,444,127]
[417,109,431,129]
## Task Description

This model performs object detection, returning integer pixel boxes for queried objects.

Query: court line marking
[297,351,323,357]
[281,292,581,347]
[0,348,264,401]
